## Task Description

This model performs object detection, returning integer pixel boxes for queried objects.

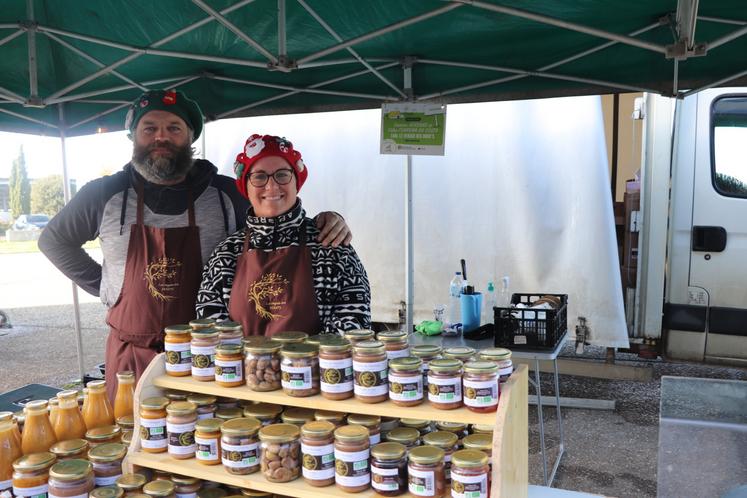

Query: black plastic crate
[493,293,568,350]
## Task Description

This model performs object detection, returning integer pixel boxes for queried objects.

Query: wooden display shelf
[126,353,528,498]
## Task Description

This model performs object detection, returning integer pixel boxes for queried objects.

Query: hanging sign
[380,103,446,156]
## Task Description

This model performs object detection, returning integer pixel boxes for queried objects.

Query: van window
[712,96,747,198]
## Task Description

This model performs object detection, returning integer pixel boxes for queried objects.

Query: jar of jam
[143,480,176,498]
[388,357,423,406]
[477,348,513,383]
[346,414,381,446]
[435,422,468,447]
[280,344,320,397]
[221,417,261,475]
[171,475,201,498]
[450,450,489,498]
[333,425,370,493]
[400,419,432,437]
[195,418,223,465]
[462,362,499,413]
[344,329,375,345]
[88,443,126,486]
[352,341,388,403]
[442,347,476,363]
[164,325,193,377]
[191,328,219,381]
[190,318,216,330]
[383,428,420,452]
[411,345,442,389]
[376,331,410,360]
[90,487,125,498]
[115,473,147,495]
[408,446,446,498]
[139,396,169,453]
[12,452,56,498]
[85,424,122,447]
[214,344,244,388]
[318,337,354,400]
[314,410,345,428]
[166,401,197,459]
[270,331,308,345]
[49,439,88,461]
[422,432,458,482]
[215,321,243,345]
[300,421,335,487]
[187,394,217,421]
[258,423,301,483]
[242,404,282,426]
[48,459,94,497]
[244,340,283,392]
[427,359,463,410]
[280,408,315,427]
[370,442,407,496]
[215,408,243,422]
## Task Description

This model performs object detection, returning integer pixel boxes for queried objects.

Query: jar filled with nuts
[333,424,371,493]
[221,417,261,475]
[300,421,336,487]
[319,336,354,400]
[281,407,315,427]
[243,404,282,426]
[352,340,389,403]
[244,340,283,392]
[270,331,308,345]
[280,343,320,397]
[258,423,301,483]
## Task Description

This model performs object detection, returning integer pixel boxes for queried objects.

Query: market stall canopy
[1,0,746,137]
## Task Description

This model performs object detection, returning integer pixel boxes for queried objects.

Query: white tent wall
[206,95,629,348]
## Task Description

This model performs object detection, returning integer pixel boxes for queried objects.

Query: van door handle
[692,226,727,252]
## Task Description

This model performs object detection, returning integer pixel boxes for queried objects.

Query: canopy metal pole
[58,104,86,383]
[404,63,414,335]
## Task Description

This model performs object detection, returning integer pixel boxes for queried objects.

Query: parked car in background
[13,214,50,230]
[0,211,12,224]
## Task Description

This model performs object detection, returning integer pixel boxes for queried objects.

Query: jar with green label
[195,418,222,465]
[427,359,463,410]
[388,357,423,406]
[319,337,354,400]
[215,344,244,387]
[166,402,197,460]
[191,329,219,381]
[334,425,370,493]
[423,431,458,482]
[353,341,388,403]
[370,442,407,496]
[221,417,261,475]
[280,344,320,397]
[408,446,445,498]
[450,449,489,498]
[300,421,335,487]
[462,362,499,413]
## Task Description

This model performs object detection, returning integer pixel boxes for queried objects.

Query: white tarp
[206,95,629,349]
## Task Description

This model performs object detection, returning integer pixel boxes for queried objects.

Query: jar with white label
[383,428,420,452]
[408,446,445,498]
[300,421,335,487]
[376,331,410,360]
[215,344,244,388]
[164,325,193,377]
[462,362,499,413]
[435,422,468,448]
[400,419,432,437]
[191,329,219,381]
[319,337,354,400]
[259,424,301,483]
[314,410,345,428]
[186,394,217,421]
[139,397,168,453]
[195,419,222,465]
[334,425,370,493]
[422,431,458,482]
[477,348,513,383]
[47,459,94,498]
[353,341,389,403]
[411,345,442,389]
[280,343,320,397]
[215,321,243,345]
[244,340,282,392]
[370,442,407,496]
[88,443,126,487]
[171,475,201,498]
[388,357,423,407]
[450,450,489,498]
[221,417,261,475]
[427,359,463,410]
[12,452,55,498]
[166,402,197,459]
[281,407,315,427]
[242,404,282,426]
[346,414,381,446]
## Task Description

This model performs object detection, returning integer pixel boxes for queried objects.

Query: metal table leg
[534,358,548,486]
[548,358,565,486]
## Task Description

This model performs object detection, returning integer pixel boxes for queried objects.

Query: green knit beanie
[125,89,203,142]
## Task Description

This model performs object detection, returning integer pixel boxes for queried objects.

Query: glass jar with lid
[442,347,476,363]
[53,389,87,441]
[333,424,370,493]
[427,359,463,410]
[314,410,345,428]
[376,331,410,360]
[300,420,335,487]
[83,381,115,431]
[143,479,176,498]
[383,427,420,452]
[88,442,126,486]
[190,318,216,330]
[12,452,56,498]
[388,357,423,407]
[244,340,283,392]
[117,414,134,440]
[85,424,122,447]
[221,417,261,475]
[191,328,219,381]
[270,331,308,345]
[280,343,320,397]
[164,325,193,377]
[435,422,468,447]
[91,486,125,498]
[164,391,188,402]
[115,473,147,495]
[408,446,446,498]
[215,321,243,345]
[216,397,239,410]
[280,408,315,427]
[215,344,244,388]
[380,417,399,434]
[258,423,301,483]
[195,418,223,465]
[462,362,499,413]
[462,434,492,464]
[346,414,381,446]
[21,399,58,454]
[400,419,432,437]
[48,458,94,497]
[352,341,388,403]
[171,475,201,498]
[242,403,282,426]
[411,345,442,388]
[344,329,375,345]
[477,348,513,383]
[186,394,217,421]
[318,337,354,400]
[49,439,88,461]
[215,408,243,422]
[423,432,458,482]
[304,334,324,347]
[469,424,494,435]
[166,401,197,459]
[113,371,135,422]
[139,396,169,453]
[370,442,407,496]
[239,490,271,498]
[450,449,490,498]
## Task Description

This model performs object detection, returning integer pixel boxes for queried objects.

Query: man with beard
[39,89,351,399]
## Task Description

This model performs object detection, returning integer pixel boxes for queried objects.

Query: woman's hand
[316,211,352,247]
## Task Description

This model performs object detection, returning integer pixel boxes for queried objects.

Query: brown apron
[105,181,202,400]
[228,221,321,337]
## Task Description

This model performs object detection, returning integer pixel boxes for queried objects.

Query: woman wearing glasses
[195,134,371,336]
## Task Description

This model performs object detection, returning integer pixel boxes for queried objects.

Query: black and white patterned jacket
[196,200,371,333]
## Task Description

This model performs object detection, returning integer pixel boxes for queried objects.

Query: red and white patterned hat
[233,134,308,197]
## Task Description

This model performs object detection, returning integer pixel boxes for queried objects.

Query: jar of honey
[12,452,56,497]
[139,396,168,453]
[164,325,193,377]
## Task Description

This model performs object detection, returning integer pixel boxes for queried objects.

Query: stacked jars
[388,357,423,406]
[370,442,407,496]
[333,425,370,493]
[318,337,354,400]
[164,325,192,377]
[477,348,513,383]
[48,458,95,497]
[376,331,410,360]
[462,362,499,413]
[191,329,219,381]
[166,402,197,459]
[258,424,300,483]
[139,397,169,453]
[221,418,261,475]
[215,344,244,388]
[427,359,464,410]
[346,415,381,446]
[422,432,458,482]
[407,446,446,498]
[300,421,335,487]
[88,443,126,486]
[280,344,319,397]
[244,340,282,392]
[352,341,388,403]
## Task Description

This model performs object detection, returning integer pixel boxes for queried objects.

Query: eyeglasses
[248,168,294,187]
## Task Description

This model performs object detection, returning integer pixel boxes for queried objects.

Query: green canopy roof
[1,0,746,137]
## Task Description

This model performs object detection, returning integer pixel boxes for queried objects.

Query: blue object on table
[460,292,482,332]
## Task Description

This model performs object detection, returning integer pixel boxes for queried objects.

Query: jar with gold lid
[280,407,315,427]
[21,399,58,455]
[450,449,490,498]
[221,417,261,475]
[383,427,420,451]
[215,343,244,388]
[189,318,216,330]
[195,418,223,465]
[370,442,407,496]
[352,341,388,403]
[280,343,320,397]
[85,424,122,447]
[166,402,197,459]
[270,331,308,345]
[462,362,499,413]
[49,439,89,460]
[164,391,188,402]
[477,348,513,383]
[411,345,442,388]
[242,403,281,426]
[164,325,193,377]
[91,486,125,498]
[215,321,243,345]
[215,408,243,422]
[388,357,423,406]
[139,397,168,453]
[117,414,134,433]
[48,458,94,497]
[346,414,381,446]
[12,452,56,498]
[217,397,239,410]
[469,424,494,435]
[333,424,370,493]
[304,334,324,347]
[88,442,126,486]
[442,347,476,363]
[239,490,271,497]
[462,434,492,463]
[376,331,410,360]
[408,446,446,497]
[427,359,463,410]
[344,329,375,345]
[115,473,147,495]
[318,337,354,400]
[300,421,335,487]
[244,340,282,392]
[53,390,86,442]
[423,432,458,482]
[258,424,301,483]
[380,417,399,434]
[186,394,217,421]
[314,410,345,428]
[400,419,432,437]
[171,475,201,498]
[191,328,219,381]
[143,479,176,498]
[435,422,468,447]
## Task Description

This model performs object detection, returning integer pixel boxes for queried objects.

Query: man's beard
[131,141,194,184]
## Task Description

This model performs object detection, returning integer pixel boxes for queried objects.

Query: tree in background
[9,146,31,218]
[31,175,65,216]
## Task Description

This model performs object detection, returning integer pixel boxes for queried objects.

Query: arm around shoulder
[330,244,372,331]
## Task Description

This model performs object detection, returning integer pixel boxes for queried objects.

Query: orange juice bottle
[0,420,22,493]
[0,413,20,449]
[48,397,60,428]
[114,371,135,421]
[20,400,57,455]
[52,390,87,441]
[82,380,114,430]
